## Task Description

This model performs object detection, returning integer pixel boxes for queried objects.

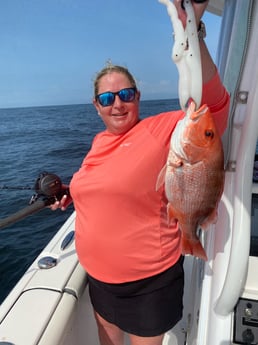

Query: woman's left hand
[173,0,208,27]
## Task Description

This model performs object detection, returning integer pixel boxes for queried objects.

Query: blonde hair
[94,62,137,98]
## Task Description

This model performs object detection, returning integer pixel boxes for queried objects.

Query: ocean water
[0,99,179,304]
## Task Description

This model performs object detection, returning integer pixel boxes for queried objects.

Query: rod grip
[0,198,54,230]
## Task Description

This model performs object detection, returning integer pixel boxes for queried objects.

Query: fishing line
[0,186,33,191]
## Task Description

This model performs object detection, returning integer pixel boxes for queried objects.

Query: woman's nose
[113,94,125,108]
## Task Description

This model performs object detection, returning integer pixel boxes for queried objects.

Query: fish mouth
[171,102,208,161]
[190,104,208,121]
[170,102,193,160]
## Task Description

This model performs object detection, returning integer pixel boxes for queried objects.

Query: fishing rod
[0,172,70,230]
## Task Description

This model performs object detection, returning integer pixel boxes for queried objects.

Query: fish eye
[205,130,214,139]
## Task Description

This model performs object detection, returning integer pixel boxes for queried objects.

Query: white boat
[1,0,258,344]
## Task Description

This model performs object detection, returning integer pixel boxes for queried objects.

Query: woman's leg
[94,311,125,345]
[94,310,164,345]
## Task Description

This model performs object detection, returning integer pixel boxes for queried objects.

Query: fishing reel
[30,172,69,204]
[0,171,69,203]
[0,172,71,230]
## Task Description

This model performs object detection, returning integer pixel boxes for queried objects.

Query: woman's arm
[174,0,230,134]
[174,0,216,84]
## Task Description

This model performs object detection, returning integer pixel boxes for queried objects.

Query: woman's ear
[93,98,101,116]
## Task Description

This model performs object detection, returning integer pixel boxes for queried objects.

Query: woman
[52,1,230,344]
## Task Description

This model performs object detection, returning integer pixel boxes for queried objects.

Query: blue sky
[0,1,221,108]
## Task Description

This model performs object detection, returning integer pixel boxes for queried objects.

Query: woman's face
[93,72,140,135]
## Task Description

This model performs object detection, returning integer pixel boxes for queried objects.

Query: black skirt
[87,256,184,337]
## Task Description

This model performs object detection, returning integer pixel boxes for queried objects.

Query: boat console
[233,165,258,345]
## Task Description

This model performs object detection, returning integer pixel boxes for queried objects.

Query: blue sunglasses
[96,87,137,107]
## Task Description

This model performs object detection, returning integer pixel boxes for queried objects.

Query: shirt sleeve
[201,69,230,135]
[142,110,184,147]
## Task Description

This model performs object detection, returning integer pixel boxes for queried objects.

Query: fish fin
[201,209,218,230]
[181,237,208,261]
[156,164,167,191]
[167,203,177,226]
[169,156,183,168]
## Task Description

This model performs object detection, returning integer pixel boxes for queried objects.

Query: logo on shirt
[120,142,132,147]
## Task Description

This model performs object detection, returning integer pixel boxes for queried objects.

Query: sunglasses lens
[96,88,136,107]
[119,88,136,102]
[98,92,115,107]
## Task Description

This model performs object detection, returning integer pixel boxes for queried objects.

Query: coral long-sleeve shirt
[70,71,230,283]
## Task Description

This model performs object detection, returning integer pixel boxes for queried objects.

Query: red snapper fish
[156,102,224,260]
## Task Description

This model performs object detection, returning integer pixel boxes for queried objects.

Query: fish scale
[167,163,216,218]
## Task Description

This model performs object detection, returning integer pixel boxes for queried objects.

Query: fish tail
[181,237,208,261]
